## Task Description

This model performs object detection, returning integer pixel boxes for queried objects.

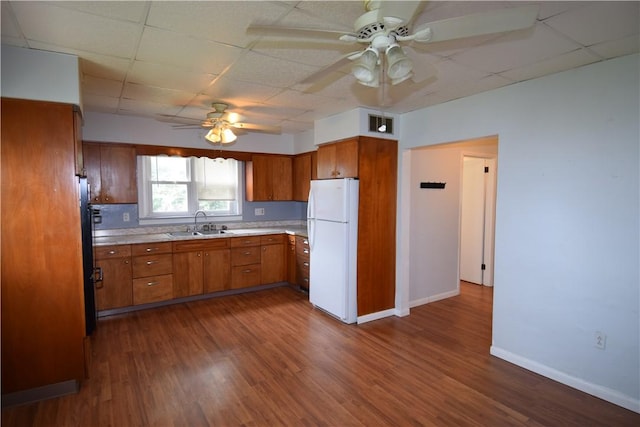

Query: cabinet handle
[146,281,159,286]
[145,247,158,252]
[243,251,251,255]
[124,260,130,264]
[146,260,158,265]
[303,278,309,283]
[303,249,309,254]
[242,269,253,274]
[198,252,202,257]
[303,262,309,267]
[108,250,116,255]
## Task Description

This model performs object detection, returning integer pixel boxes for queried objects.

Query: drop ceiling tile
[544,2,640,46]
[122,83,198,106]
[146,1,290,48]
[10,2,142,58]
[203,76,282,103]
[251,39,355,68]
[53,1,148,23]
[286,1,364,31]
[82,75,123,97]
[82,93,119,113]
[266,88,339,111]
[589,36,640,60]
[128,61,216,93]
[119,98,182,117]
[500,48,602,82]
[450,23,580,73]
[227,51,319,88]
[1,2,21,38]
[137,27,243,74]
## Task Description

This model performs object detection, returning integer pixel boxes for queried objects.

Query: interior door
[460,156,496,285]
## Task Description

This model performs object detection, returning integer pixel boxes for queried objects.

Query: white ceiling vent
[369,114,393,134]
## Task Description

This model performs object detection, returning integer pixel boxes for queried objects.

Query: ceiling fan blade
[377,1,424,27]
[247,24,357,42]
[230,122,281,134]
[299,51,361,85]
[410,5,539,44]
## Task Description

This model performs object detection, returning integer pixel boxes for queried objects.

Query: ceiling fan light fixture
[385,44,412,80]
[205,127,221,143]
[391,71,413,86]
[221,127,237,144]
[352,47,379,84]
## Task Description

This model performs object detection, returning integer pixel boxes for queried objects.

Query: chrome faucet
[194,210,207,232]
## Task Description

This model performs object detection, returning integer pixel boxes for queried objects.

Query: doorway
[460,155,496,286]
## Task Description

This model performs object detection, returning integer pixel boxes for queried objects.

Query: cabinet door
[247,155,272,201]
[316,143,337,179]
[261,243,285,284]
[173,251,204,298]
[83,143,103,203]
[335,138,359,178]
[100,144,137,203]
[74,110,84,176]
[203,249,230,293]
[293,153,311,201]
[271,156,292,200]
[96,257,132,310]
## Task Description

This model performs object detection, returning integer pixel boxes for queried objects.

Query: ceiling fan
[247,0,539,87]
[173,102,281,145]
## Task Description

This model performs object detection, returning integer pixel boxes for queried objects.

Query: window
[138,155,242,222]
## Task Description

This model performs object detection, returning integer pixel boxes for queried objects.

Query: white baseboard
[490,346,640,414]
[357,308,396,324]
[409,288,460,308]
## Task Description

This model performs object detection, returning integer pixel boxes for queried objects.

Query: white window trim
[137,156,243,226]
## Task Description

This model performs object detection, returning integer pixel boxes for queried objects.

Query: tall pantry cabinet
[316,136,397,317]
[1,98,87,399]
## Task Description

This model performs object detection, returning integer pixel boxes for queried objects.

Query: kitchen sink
[168,230,225,237]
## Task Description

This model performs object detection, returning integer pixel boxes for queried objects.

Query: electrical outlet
[255,208,265,216]
[123,212,130,222]
[594,331,606,350]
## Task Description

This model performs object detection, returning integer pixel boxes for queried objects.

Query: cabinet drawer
[296,242,310,258]
[133,274,173,305]
[132,253,173,278]
[231,264,261,289]
[231,247,261,266]
[230,236,261,247]
[173,238,229,253]
[260,234,285,245]
[95,244,131,259]
[131,241,172,256]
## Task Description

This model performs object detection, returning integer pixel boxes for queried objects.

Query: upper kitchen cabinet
[292,152,316,201]
[84,142,137,204]
[2,98,87,396]
[245,154,293,201]
[316,138,358,179]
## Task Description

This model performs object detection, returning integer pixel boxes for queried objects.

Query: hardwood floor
[3,283,639,426]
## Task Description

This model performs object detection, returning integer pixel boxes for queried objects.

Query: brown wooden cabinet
[95,244,133,310]
[83,142,137,204]
[2,98,87,394]
[246,154,293,201]
[316,135,398,317]
[293,152,314,201]
[131,242,173,304]
[173,238,230,297]
[316,137,359,179]
[230,236,262,289]
[295,236,311,290]
[260,234,286,284]
[286,235,297,284]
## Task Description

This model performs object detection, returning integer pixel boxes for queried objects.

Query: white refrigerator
[307,178,359,324]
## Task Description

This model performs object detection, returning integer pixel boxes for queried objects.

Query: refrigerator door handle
[308,218,316,251]
[307,186,316,250]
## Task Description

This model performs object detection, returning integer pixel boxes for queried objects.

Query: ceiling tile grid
[1,1,638,136]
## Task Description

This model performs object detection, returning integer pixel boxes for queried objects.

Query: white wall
[314,107,400,145]
[408,137,497,306]
[83,111,295,154]
[1,45,81,108]
[399,54,639,412]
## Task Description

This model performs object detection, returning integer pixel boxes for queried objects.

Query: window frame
[137,155,243,225]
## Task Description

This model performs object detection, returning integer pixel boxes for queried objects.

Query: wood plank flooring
[3,283,639,426]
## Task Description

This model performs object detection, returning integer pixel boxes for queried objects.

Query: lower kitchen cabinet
[286,235,297,284]
[132,242,173,304]
[173,238,230,297]
[295,236,310,290]
[95,244,133,310]
[261,234,286,284]
[230,236,262,289]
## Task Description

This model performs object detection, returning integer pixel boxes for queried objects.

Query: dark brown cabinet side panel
[1,98,86,393]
